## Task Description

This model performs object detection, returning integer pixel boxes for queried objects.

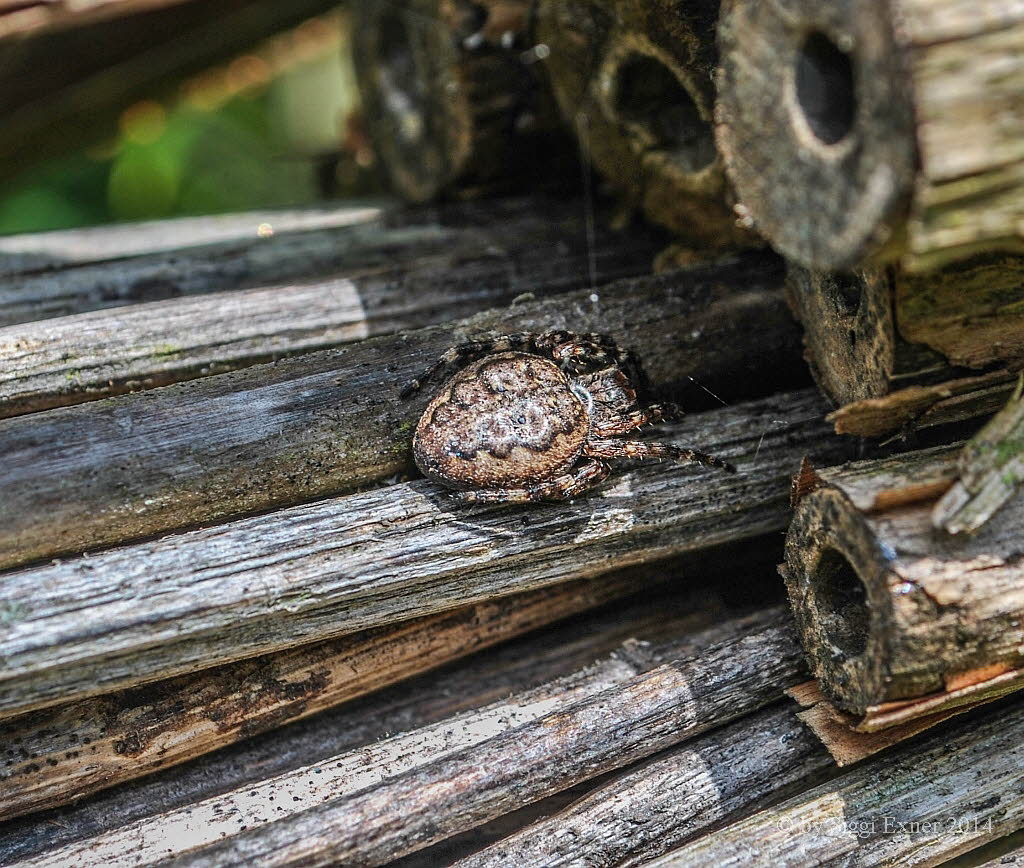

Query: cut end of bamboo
[352,0,565,202]
[597,37,717,177]
[783,487,891,715]
[535,0,757,249]
[716,0,915,269]
[785,448,1024,717]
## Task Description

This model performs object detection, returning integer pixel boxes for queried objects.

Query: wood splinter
[933,374,1024,534]
[786,259,1024,437]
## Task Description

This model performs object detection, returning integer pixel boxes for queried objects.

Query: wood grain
[932,375,1024,533]
[648,698,1024,867]
[784,445,1024,717]
[786,262,1024,437]
[0,194,656,326]
[0,388,846,719]
[535,0,756,250]
[0,254,803,571]
[0,204,385,276]
[0,572,647,821]
[716,0,1024,271]
[455,702,834,868]
[0,201,662,416]
[53,609,805,867]
[352,0,570,202]
[0,579,732,864]
[715,0,915,270]
[899,0,1024,271]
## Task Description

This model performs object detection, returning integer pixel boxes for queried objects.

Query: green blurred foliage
[0,93,321,235]
[0,14,368,236]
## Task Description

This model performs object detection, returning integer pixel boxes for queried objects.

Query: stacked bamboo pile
[1,0,1023,865]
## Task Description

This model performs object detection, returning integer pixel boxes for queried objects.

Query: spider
[400,330,737,503]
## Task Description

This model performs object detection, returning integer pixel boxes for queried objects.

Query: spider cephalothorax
[402,331,736,503]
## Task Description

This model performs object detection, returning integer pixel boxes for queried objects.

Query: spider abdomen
[412,352,589,489]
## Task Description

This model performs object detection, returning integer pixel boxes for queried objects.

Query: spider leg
[615,347,654,399]
[537,331,625,375]
[584,438,737,473]
[400,333,552,397]
[644,402,685,424]
[401,331,626,396]
[453,459,611,503]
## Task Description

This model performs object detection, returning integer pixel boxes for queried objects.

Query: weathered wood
[716,0,1024,271]
[978,834,1024,867]
[786,262,1024,436]
[0,201,662,416]
[0,388,845,719]
[786,680,970,767]
[534,0,756,250]
[895,254,1024,369]
[0,571,649,821]
[352,0,569,202]
[0,577,732,864]
[0,204,385,276]
[455,702,834,868]
[0,194,655,326]
[783,445,1024,718]
[86,610,805,867]
[829,367,1023,439]
[391,784,604,868]
[932,374,1024,533]
[0,254,803,571]
[12,598,762,867]
[853,667,1024,736]
[0,0,346,183]
[647,698,1024,867]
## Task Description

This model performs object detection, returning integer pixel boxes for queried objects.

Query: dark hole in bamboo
[794,32,856,145]
[613,54,716,173]
[377,10,424,144]
[830,272,863,317]
[811,547,869,658]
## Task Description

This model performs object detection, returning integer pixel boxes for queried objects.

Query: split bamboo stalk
[0,571,651,822]
[978,836,1024,867]
[787,262,1024,437]
[455,702,834,868]
[32,609,804,867]
[647,698,1024,867]
[783,445,1024,720]
[0,579,730,864]
[0,204,385,277]
[0,388,846,720]
[716,0,1024,272]
[0,254,802,571]
[0,200,661,416]
[352,0,569,202]
[931,375,1024,534]
[0,194,652,326]
[534,0,755,250]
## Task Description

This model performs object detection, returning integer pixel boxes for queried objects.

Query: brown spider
[401,331,737,503]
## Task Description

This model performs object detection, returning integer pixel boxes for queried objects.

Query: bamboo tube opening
[784,487,892,713]
[610,52,716,174]
[787,453,1024,717]
[716,0,916,269]
[793,32,856,147]
[808,547,869,658]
